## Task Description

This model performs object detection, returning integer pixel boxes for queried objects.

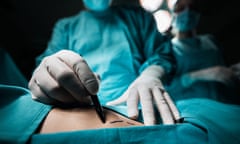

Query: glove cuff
[141,65,165,78]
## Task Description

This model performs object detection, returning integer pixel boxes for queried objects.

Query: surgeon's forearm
[181,68,219,87]
[181,70,208,87]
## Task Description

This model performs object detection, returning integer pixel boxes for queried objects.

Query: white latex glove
[28,50,99,106]
[107,65,175,125]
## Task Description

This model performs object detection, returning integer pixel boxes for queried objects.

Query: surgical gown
[36,5,174,104]
[165,35,239,104]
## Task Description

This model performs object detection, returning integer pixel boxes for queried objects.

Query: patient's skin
[38,107,144,134]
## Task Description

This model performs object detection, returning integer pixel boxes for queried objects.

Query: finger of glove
[139,87,156,125]
[29,76,60,105]
[152,87,174,124]
[127,88,139,120]
[55,50,99,95]
[163,91,181,122]
[31,64,80,104]
[106,90,129,106]
[44,55,91,103]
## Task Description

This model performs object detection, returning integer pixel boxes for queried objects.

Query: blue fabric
[0,48,28,88]
[165,35,239,104]
[36,5,175,104]
[0,84,51,144]
[177,98,240,144]
[31,123,207,144]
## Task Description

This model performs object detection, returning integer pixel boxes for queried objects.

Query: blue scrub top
[36,5,175,104]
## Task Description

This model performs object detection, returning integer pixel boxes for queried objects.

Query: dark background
[0,0,239,80]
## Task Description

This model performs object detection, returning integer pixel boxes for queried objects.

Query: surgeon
[163,0,240,104]
[28,0,175,125]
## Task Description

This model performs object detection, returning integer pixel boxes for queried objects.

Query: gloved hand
[28,50,99,106]
[181,65,239,87]
[107,65,176,125]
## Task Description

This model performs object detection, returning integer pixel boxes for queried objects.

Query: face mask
[172,8,200,32]
[83,0,112,11]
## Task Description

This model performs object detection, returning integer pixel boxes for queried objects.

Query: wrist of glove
[141,65,165,79]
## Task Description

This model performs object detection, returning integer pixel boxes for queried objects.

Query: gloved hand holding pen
[28,50,100,106]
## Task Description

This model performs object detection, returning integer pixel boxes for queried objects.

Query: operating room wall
[0,0,239,80]
[0,0,84,80]
[197,0,240,67]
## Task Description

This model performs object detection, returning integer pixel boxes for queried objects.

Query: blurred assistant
[165,0,240,103]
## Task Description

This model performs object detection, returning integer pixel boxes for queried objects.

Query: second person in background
[165,0,240,104]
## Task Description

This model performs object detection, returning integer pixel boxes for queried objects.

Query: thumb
[106,91,129,106]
